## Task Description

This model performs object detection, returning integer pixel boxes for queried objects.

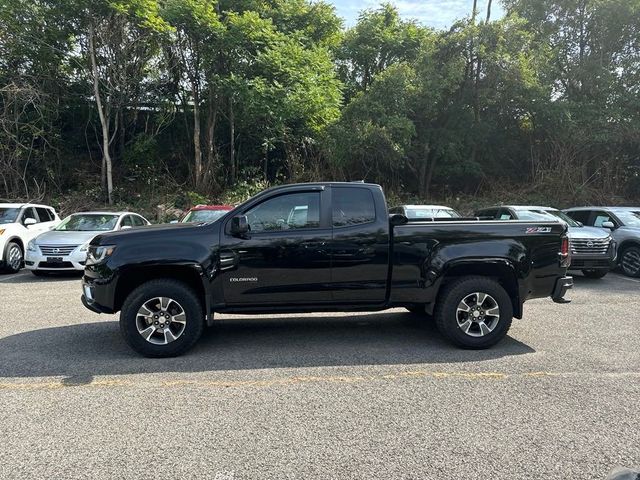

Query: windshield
[182,209,229,223]
[527,209,580,227]
[0,207,20,223]
[405,208,461,219]
[55,214,119,231]
[614,210,640,227]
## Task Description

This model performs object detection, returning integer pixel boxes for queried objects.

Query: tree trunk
[205,85,218,189]
[89,21,113,205]
[192,89,203,189]
[229,96,235,184]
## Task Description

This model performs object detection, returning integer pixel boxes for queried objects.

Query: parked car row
[389,202,640,278]
[0,203,234,275]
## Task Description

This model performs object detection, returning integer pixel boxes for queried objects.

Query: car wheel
[581,269,608,279]
[120,279,204,357]
[435,276,513,349]
[620,246,640,278]
[3,241,23,273]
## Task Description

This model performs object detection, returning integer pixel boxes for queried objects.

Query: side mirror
[169,220,179,224]
[601,221,616,229]
[24,217,37,227]
[120,225,132,230]
[230,215,249,236]
[576,221,584,227]
[389,213,408,226]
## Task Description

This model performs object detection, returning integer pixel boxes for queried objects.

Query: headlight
[86,245,116,266]
[27,240,38,252]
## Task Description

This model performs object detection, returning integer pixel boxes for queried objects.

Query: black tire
[435,276,513,349]
[119,279,205,357]
[619,246,640,278]
[581,269,608,279]
[2,241,23,273]
[31,270,49,277]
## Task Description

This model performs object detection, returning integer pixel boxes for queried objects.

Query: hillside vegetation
[1,0,639,217]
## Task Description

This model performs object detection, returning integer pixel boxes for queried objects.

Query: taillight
[559,236,571,267]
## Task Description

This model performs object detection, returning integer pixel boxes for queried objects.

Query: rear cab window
[332,187,376,227]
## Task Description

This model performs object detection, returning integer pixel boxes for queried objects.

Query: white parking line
[0,271,28,282]
[614,274,640,284]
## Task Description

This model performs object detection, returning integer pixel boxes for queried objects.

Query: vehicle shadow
[0,312,534,381]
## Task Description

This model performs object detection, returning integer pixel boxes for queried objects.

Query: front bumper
[25,248,86,271]
[81,275,117,314]
[552,276,573,303]
[568,254,615,271]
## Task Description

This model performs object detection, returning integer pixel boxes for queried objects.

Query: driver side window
[246,192,320,232]
[20,207,38,225]
[592,212,615,228]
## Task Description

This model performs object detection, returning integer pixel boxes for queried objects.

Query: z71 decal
[526,226,552,234]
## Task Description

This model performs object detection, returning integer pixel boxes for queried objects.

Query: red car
[180,204,234,223]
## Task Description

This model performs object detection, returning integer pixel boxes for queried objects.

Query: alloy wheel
[455,292,500,337]
[8,244,22,271]
[135,297,187,345]
[621,249,640,276]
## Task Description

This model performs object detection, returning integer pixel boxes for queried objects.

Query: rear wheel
[435,276,513,349]
[120,279,204,357]
[620,246,640,278]
[581,269,608,279]
[3,241,23,273]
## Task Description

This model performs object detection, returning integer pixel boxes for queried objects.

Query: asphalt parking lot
[0,271,639,480]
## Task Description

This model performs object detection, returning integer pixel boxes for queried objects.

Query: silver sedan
[25,211,150,275]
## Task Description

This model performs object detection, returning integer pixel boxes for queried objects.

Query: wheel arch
[617,239,640,258]
[114,264,208,317]
[429,259,522,318]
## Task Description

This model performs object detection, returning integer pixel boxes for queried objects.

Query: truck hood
[91,222,215,246]
[566,226,610,240]
[34,230,101,246]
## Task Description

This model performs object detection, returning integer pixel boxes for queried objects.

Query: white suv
[0,204,60,273]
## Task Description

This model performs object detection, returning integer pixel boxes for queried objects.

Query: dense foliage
[1,0,639,212]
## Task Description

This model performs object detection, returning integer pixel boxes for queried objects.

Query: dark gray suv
[476,205,615,279]
[564,207,640,277]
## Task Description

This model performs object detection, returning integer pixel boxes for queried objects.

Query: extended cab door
[329,185,390,303]
[218,187,332,305]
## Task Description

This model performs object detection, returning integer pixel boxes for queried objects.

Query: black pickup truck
[81,182,573,357]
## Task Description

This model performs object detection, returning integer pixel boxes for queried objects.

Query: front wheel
[620,246,640,278]
[581,269,608,279]
[435,276,513,349]
[120,279,205,357]
[3,241,23,273]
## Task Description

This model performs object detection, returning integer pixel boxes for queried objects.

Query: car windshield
[55,214,119,231]
[182,209,229,223]
[614,210,640,227]
[405,208,461,219]
[0,207,20,223]
[528,209,580,227]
